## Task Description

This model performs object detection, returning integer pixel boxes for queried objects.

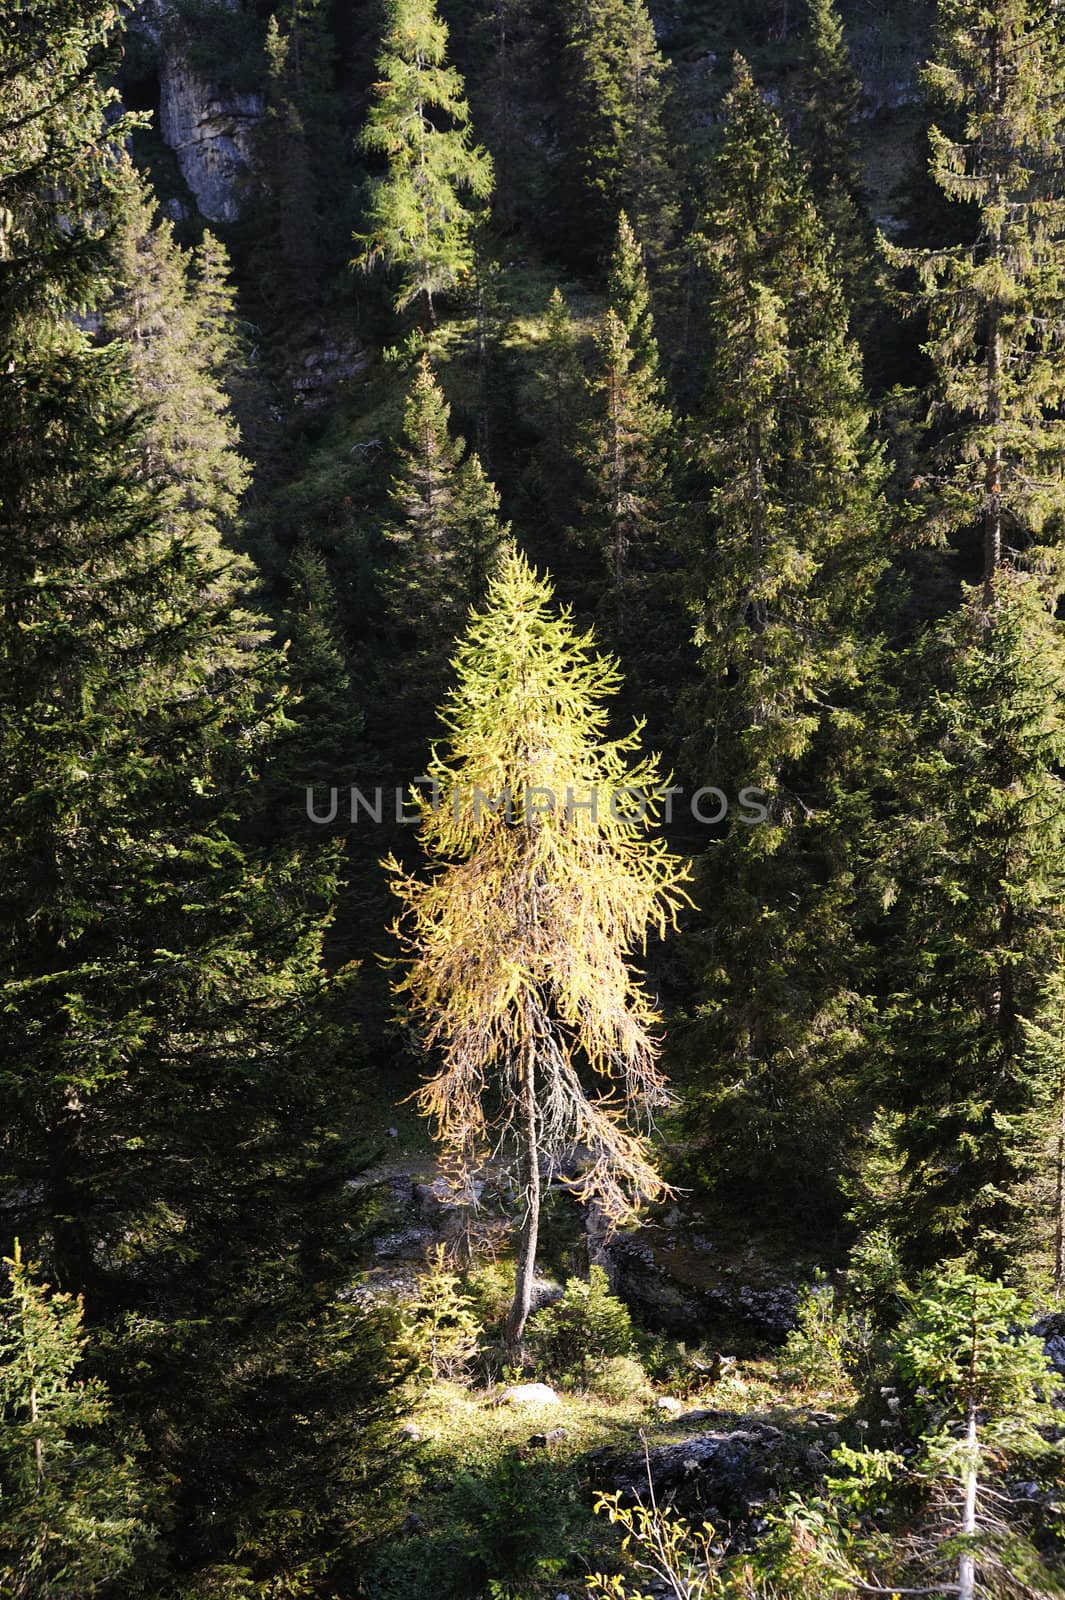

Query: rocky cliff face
[158,47,262,223]
[131,0,263,223]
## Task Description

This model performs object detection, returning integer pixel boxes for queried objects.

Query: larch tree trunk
[505,1033,541,1358]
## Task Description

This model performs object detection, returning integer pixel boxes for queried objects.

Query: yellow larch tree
[385,546,691,1353]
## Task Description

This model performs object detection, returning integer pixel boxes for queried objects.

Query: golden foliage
[385,546,691,1220]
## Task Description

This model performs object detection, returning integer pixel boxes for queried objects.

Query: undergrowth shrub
[528,1267,635,1388]
[465,1257,515,1333]
[780,1272,860,1392]
[405,1244,481,1383]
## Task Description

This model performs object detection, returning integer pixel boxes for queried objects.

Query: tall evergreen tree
[791,0,878,334]
[556,0,676,268]
[354,0,494,320]
[386,547,690,1353]
[279,545,365,811]
[99,162,249,551]
[877,0,1065,1281]
[0,7,404,1589]
[680,57,886,1224]
[881,582,1065,1277]
[580,214,672,645]
[888,0,1065,594]
[520,285,588,548]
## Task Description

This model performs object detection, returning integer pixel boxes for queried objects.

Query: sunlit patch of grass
[363,1380,652,1599]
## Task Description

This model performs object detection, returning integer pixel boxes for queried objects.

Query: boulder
[597,1228,799,1343]
[494,1382,561,1408]
[600,1422,794,1523]
[1036,1311,1065,1377]
[652,1396,684,1417]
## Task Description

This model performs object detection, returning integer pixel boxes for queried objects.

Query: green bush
[464,1257,516,1333]
[584,1353,650,1402]
[780,1272,860,1392]
[405,1244,481,1383]
[528,1267,635,1385]
[639,1333,711,1397]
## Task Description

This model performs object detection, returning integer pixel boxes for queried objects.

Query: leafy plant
[528,1267,636,1387]
[406,1244,482,1383]
[587,1477,721,1598]
[780,1273,861,1393]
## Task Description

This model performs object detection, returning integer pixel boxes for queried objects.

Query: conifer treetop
[354,0,493,318]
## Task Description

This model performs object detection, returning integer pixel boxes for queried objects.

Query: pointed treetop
[607,211,659,377]
[354,0,494,319]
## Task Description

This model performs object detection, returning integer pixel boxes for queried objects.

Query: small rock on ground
[494,1382,561,1407]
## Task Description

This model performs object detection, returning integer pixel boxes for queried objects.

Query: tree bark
[505,1035,540,1359]
[984,315,1002,604]
[957,1400,978,1600]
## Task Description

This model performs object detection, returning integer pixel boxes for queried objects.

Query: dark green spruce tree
[382,354,506,681]
[580,214,673,670]
[556,0,676,268]
[680,57,886,1226]
[377,355,507,772]
[0,7,404,1592]
[99,161,249,551]
[883,578,1065,1276]
[279,543,366,816]
[791,0,878,336]
[519,285,588,553]
[877,0,1065,1279]
[887,0,1065,589]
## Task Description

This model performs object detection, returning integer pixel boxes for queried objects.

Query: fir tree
[887,0,1065,594]
[541,287,584,449]
[99,162,249,551]
[878,0,1065,1281]
[0,8,404,1589]
[279,544,365,811]
[520,285,588,546]
[354,0,494,321]
[0,1244,153,1597]
[689,59,884,781]
[680,57,886,1222]
[791,0,877,331]
[557,0,676,268]
[881,577,1065,1276]
[581,214,672,645]
[382,354,506,685]
[385,548,690,1353]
